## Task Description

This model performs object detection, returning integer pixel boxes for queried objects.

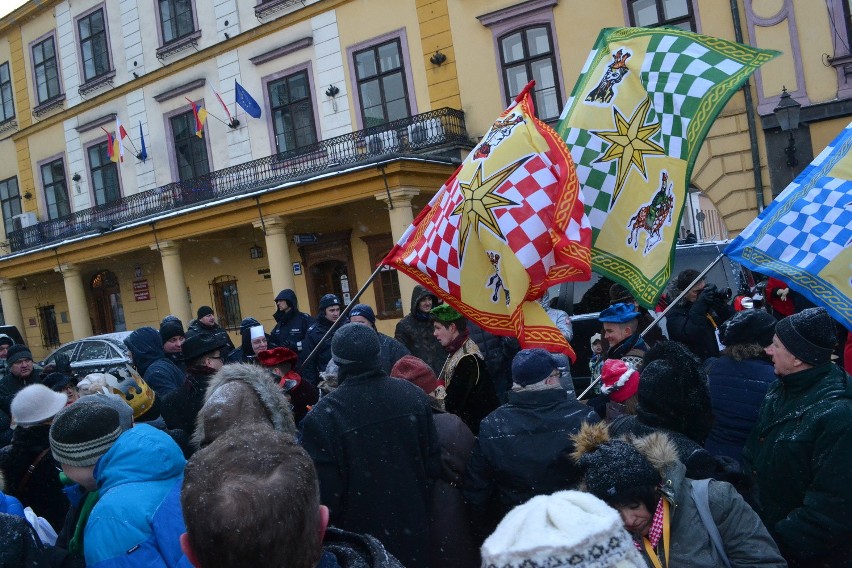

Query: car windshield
[77,341,115,361]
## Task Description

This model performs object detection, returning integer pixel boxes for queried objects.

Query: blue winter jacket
[705,355,776,466]
[125,327,185,395]
[85,424,190,568]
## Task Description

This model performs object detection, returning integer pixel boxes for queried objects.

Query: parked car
[40,331,133,379]
[550,240,756,393]
[0,325,25,346]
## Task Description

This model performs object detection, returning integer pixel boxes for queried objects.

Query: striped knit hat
[49,401,122,467]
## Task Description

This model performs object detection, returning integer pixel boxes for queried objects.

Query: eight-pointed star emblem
[592,96,664,207]
[451,160,522,261]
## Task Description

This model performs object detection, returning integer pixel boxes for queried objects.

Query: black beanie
[638,341,713,445]
[332,323,380,373]
[197,306,214,319]
[577,440,661,500]
[775,307,837,366]
[719,309,777,348]
[318,294,341,313]
[159,319,185,344]
[49,402,122,467]
[6,344,33,366]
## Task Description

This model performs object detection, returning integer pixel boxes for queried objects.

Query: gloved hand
[778,287,789,301]
[52,353,72,375]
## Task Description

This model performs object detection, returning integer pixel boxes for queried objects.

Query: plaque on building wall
[133,279,150,301]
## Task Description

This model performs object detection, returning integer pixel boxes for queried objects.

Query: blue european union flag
[235,80,262,119]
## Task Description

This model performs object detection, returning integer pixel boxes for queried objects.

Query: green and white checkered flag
[557,27,777,307]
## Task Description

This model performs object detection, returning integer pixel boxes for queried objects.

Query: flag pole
[296,264,386,374]
[576,253,725,400]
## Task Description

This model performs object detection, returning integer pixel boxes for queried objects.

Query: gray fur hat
[193,363,296,449]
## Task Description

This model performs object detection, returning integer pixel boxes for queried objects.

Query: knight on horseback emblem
[627,171,675,254]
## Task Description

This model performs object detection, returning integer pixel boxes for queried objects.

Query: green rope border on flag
[740,248,852,323]
[558,27,778,307]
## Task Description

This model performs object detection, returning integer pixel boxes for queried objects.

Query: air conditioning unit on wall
[12,212,37,231]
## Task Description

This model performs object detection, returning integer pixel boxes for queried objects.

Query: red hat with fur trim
[256,347,298,368]
[599,359,639,403]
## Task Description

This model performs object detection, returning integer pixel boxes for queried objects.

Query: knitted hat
[598,303,639,324]
[6,344,33,366]
[318,294,341,313]
[76,393,134,433]
[49,402,122,467]
[512,349,557,386]
[102,367,157,419]
[42,372,73,392]
[599,359,639,403]
[430,303,462,322]
[0,334,14,347]
[391,355,442,394]
[249,326,265,341]
[183,332,229,362]
[637,342,712,444]
[577,440,660,501]
[159,318,185,344]
[331,323,380,372]
[349,304,376,326]
[11,384,68,427]
[590,333,602,348]
[609,283,634,305]
[481,490,646,568]
[197,306,215,319]
[719,309,776,347]
[775,307,837,365]
[256,347,298,368]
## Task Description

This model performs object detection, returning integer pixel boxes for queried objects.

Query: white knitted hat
[481,491,645,568]
[11,384,68,428]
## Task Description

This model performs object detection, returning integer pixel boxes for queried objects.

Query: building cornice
[10,0,352,142]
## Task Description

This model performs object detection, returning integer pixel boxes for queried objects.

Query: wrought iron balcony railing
[7,107,467,253]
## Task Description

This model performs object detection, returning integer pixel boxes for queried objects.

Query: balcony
[6,108,468,254]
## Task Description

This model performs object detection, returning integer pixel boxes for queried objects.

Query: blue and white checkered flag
[725,121,852,330]
[235,80,262,119]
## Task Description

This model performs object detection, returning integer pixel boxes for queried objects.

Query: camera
[702,283,732,304]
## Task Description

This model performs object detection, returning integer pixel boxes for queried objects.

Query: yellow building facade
[0,0,844,357]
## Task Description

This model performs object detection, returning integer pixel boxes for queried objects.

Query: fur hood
[571,421,682,494]
[192,363,296,448]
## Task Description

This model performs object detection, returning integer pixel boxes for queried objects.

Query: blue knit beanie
[512,349,557,386]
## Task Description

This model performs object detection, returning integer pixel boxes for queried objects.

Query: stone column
[376,188,421,309]
[152,240,191,324]
[0,278,24,334]
[255,216,294,296]
[55,264,93,339]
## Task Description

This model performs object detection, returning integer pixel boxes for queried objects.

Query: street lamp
[773,87,801,167]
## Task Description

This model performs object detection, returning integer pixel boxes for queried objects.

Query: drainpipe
[731,0,766,212]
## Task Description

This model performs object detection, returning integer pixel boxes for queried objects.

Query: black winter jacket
[666,290,733,362]
[0,424,69,531]
[394,286,445,376]
[464,388,599,540]
[301,366,441,568]
[270,289,314,356]
[299,316,339,386]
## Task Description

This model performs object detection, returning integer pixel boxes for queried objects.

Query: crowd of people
[0,273,850,567]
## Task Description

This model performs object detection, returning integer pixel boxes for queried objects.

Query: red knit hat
[256,347,298,368]
[391,355,443,394]
[599,359,639,403]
